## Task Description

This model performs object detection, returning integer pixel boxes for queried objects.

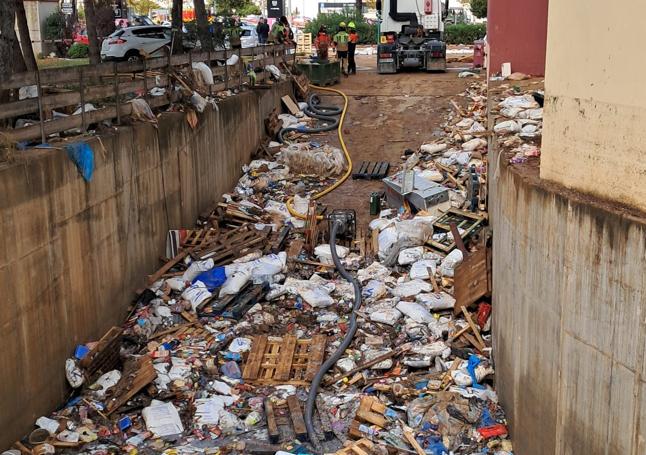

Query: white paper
[142,400,184,437]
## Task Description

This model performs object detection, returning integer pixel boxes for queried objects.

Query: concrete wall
[0,82,292,449]
[486,0,548,76]
[23,0,59,56]
[541,0,646,212]
[491,164,646,455]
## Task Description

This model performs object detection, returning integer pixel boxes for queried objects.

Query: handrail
[0,44,296,144]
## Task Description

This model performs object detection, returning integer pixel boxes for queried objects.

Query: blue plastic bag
[192,266,227,291]
[65,142,94,181]
[467,354,485,390]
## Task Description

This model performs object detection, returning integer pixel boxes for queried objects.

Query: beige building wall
[541,0,646,212]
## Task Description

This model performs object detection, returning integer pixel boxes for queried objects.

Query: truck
[376,0,449,74]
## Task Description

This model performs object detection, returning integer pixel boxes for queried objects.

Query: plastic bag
[277,143,346,177]
[440,249,463,277]
[361,279,388,301]
[142,400,184,436]
[420,143,447,154]
[396,301,434,323]
[191,91,208,113]
[410,259,437,280]
[369,308,402,326]
[417,292,456,310]
[494,120,522,134]
[392,279,433,298]
[192,266,227,291]
[398,246,425,265]
[462,138,486,151]
[182,281,213,310]
[182,259,215,282]
[192,61,214,85]
[226,53,239,66]
[315,244,349,265]
[219,268,252,298]
[65,143,94,182]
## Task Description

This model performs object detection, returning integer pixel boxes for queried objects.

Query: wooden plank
[281,95,300,115]
[287,239,304,259]
[275,335,298,381]
[242,336,269,380]
[401,422,426,455]
[147,250,189,285]
[453,247,489,314]
[355,397,386,427]
[264,398,280,443]
[304,335,327,381]
[461,307,486,351]
[105,356,156,414]
[287,395,308,441]
[3,93,170,143]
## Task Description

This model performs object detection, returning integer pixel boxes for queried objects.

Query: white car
[240,25,259,48]
[101,25,171,62]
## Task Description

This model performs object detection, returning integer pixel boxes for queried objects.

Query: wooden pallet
[105,355,157,414]
[297,33,313,54]
[335,438,376,455]
[242,335,327,385]
[181,228,220,248]
[79,326,123,380]
[265,395,308,443]
[352,161,389,180]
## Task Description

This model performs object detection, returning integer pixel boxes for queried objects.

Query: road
[317,54,473,229]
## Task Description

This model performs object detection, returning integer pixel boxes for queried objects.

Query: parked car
[240,25,259,48]
[101,25,171,62]
[73,28,89,45]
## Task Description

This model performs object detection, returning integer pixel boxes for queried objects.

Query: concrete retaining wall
[0,82,292,448]
[491,165,646,455]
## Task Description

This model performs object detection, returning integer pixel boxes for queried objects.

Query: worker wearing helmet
[333,22,350,75]
[347,21,359,75]
[314,25,331,61]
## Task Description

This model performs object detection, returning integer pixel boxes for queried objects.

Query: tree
[15,0,37,71]
[469,0,487,19]
[171,0,183,54]
[84,0,101,64]
[355,0,363,16]
[129,0,161,16]
[0,1,18,88]
[194,0,212,51]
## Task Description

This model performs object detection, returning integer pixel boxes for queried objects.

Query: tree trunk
[171,0,184,54]
[0,0,17,87]
[13,37,28,74]
[194,0,212,51]
[15,0,37,71]
[84,0,101,64]
[355,0,363,16]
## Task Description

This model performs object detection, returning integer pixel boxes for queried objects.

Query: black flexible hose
[304,220,363,444]
[277,93,343,143]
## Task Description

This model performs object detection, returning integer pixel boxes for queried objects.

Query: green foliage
[67,43,89,58]
[129,0,162,15]
[444,23,486,45]
[216,0,259,15]
[469,0,487,19]
[304,10,377,44]
[43,10,67,40]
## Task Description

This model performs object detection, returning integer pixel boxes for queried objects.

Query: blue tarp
[65,142,94,182]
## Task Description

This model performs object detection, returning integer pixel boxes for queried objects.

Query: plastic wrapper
[277,143,346,177]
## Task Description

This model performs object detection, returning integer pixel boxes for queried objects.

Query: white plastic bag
[182,280,213,310]
[182,259,215,282]
[143,400,185,436]
[370,308,402,326]
[398,246,425,265]
[392,279,433,298]
[409,259,437,280]
[315,244,349,265]
[219,268,252,298]
[396,301,434,323]
[440,249,463,277]
[417,292,456,310]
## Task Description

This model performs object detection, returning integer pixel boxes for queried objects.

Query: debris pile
[16,83,511,455]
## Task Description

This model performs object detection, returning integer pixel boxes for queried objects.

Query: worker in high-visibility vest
[347,21,359,75]
[333,22,350,75]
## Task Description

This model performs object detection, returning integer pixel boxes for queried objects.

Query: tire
[124,50,141,63]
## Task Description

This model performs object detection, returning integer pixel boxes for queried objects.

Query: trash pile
[490,84,544,166]
[16,83,511,455]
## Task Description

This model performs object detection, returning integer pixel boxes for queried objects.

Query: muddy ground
[315,54,475,228]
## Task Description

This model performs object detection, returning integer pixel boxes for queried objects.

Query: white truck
[376,0,449,73]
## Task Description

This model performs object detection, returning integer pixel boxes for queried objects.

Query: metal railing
[0,44,295,144]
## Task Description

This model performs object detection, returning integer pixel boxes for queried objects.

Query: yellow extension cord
[285,84,352,220]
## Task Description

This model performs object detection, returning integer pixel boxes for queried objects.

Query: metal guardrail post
[79,67,86,133]
[238,49,243,89]
[35,70,46,145]
[114,62,121,125]
[143,57,148,103]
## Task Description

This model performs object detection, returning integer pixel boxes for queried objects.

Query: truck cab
[377,0,449,74]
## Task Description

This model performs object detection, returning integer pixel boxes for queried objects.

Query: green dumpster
[295,61,341,86]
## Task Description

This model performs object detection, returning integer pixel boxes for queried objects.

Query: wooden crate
[242,335,327,385]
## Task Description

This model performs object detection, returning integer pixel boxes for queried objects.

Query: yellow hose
[286,84,352,220]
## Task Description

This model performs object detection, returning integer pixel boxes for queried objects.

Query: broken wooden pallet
[79,326,123,380]
[105,355,157,414]
[335,438,377,455]
[242,335,327,385]
[265,395,308,443]
[352,161,389,180]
